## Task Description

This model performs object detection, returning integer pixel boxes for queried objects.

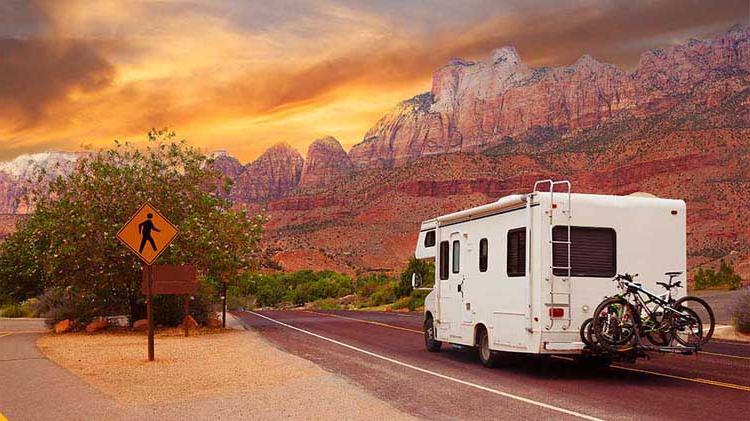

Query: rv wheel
[424,316,442,352]
[477,327,501,368]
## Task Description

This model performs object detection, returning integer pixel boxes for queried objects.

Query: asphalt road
[235,309,750,420]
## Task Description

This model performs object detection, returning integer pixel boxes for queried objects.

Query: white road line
[247,311,604,421]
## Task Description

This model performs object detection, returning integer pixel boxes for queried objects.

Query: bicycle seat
[664,271,683,276]
[657,281,682,290]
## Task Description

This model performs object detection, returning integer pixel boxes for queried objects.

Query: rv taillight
[552,203,558,209]
[671,210,678,215]
[549,307,565,318]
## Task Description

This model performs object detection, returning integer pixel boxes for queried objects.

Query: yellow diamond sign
[117,203,179,265]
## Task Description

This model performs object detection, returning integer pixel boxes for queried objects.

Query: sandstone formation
[54,319,73,334]
[230,143,304,203]
[299,136,353,189]
[209,151,244,180]
[85,317,108,333]
[349,26,750,168]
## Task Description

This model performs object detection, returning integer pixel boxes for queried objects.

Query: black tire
[592,297,639,352]
[476,326,501,368]
[674,296,715,345]
[424,316,442,352]
[580,318,594,347]
[670,306,703,347]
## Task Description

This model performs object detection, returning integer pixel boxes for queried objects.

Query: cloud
[0,0,746,162]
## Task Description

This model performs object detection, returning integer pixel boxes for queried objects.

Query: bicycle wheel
[674,296,715,345]
[580,318,593,347]
[592,297,639,352]
[670,306,703,347]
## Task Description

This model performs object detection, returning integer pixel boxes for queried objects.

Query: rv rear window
[552,226,616,277]
[439,241,449,280]
[424,230,436,247]
[452,240,460,273]
[479,238,488,272]
[507,228,525,277]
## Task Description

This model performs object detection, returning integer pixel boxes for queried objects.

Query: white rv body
[415,187,686,354]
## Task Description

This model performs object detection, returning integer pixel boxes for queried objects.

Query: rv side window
[439,241,449,280]
[424,230,436,247]
[479,238,488,272]
[507,228,526,277]
[552,226,616,277]
[452,240,460,273]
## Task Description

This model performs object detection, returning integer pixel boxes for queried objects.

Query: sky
[0,0,747,163]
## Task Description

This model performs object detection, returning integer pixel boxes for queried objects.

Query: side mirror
[411,273,422,288]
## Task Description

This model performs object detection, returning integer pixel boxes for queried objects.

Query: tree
[0,129,264,322]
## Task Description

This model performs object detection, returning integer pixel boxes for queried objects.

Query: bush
[397,258,434,298]
[309,298,341,310]
[694,260,742,290]
[390,296,411,310]
[368,281,398,306]
[36,287,96,326]
[732,289,750,334]
[0,304,25,318]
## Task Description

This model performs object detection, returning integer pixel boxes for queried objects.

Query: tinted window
[424,230,436,247]
[439,241,449,280]
[507,228,526,277]
[552,226,616,277]
[452,240,460,273]
[479,238,488,272]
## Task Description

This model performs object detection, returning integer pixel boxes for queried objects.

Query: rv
[413,180,686,367]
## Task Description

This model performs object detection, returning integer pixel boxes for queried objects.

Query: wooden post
[184,294,190,337]
[146,265,154,361]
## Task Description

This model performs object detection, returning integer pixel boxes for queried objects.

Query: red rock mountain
[230,143,304,203]
[299,136,353,189]
[349,27,750,168]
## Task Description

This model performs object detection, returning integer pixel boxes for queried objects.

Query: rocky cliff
[349,26,750,168]
[230,143,304,203]
[299,136,353,189]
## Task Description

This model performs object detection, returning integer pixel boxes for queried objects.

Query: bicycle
[588,273,714,352]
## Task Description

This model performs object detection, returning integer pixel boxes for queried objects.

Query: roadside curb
[712,324,750,343]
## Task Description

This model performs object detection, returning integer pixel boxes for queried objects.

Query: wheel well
[474,323,487,347]
[424,311,433,323]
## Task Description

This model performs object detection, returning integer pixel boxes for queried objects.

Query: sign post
[117,203,179,362]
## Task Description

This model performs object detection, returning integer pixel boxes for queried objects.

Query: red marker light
[549,308,564,318]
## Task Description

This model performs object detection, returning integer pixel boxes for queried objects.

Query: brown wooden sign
[141,264,197,295]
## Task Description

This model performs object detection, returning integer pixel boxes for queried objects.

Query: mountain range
[2,26,750,279]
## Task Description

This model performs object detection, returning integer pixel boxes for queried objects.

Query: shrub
[732,289,750,334]
[694,260,742,290]
[408,289,430,311]
[36,287,96,326]
[309,298,341,310]
[368,281,398,306]
[0,304,25,318]
[390,296,411,310]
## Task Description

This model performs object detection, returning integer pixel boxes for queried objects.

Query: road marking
[305,311,423,334]
[248,311,603,421]
[0,332,12,339]
[699,350,750,361]
[611,365,750,393]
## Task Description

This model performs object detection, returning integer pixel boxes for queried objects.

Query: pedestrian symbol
[117,203,178,265]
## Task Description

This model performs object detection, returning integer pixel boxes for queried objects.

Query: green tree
[0,129,264,322]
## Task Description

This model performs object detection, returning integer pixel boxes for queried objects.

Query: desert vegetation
[693,260,743,290]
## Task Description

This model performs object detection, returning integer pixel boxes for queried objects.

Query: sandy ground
[36,329,414,419]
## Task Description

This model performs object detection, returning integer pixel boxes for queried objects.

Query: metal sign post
[146,265,154,361]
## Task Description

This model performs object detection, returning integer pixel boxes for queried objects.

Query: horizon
[0,0,746,163]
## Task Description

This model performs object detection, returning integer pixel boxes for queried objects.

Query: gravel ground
[37,329,413,419]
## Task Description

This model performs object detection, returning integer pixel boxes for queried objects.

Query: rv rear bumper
[543,341,586,352]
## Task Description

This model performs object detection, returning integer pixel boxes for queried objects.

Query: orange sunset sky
[0,0,746,163]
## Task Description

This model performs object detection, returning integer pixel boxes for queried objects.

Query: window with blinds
[479,238,488,272]
[507,228,526,277]
[552,226,616,277]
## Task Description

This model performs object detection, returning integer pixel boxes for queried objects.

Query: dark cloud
[0,38,115,125]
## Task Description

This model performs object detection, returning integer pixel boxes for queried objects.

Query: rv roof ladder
[533,179,573,331]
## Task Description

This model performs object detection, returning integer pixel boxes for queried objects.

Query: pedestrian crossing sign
[117,203,179,265]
